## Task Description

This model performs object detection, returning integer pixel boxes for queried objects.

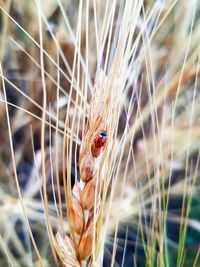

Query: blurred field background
[0,0,200,266]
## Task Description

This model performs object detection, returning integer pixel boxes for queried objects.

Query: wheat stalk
[55,70,110,266]
[53,1,137,265]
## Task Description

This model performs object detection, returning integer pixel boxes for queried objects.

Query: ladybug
[94,130,107,148]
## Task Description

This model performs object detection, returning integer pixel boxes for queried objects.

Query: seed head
[68,196,84,235]
[79,147,94,182]
[78,216,94,260]
[81,176,100,210]
[56,232,80,267]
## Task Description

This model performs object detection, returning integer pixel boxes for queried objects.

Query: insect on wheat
[55,71,110,267]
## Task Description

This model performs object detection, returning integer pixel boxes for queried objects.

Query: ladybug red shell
[93,130,107,148]
[91,130,107,157]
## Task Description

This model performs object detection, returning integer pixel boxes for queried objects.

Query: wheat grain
[56,71,109,266]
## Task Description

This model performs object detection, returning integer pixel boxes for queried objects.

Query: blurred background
[0,0,200,266]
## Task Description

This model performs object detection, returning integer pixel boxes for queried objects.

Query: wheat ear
[55,71,109,267]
